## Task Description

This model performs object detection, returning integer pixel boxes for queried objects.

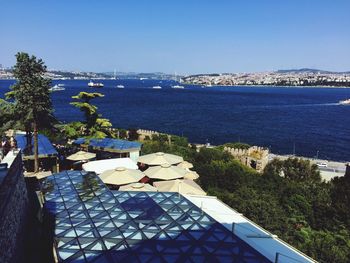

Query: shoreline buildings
[182,70,350,87]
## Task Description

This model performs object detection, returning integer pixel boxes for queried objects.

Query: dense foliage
[0,99,19,133]
[142,137,350,262]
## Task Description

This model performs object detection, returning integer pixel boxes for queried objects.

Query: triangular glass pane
[55,227,68,235]
[58,249,78,260]
[128,231,144,240]
[112,220,125,228]
[105,230,124,239]
[87,240,105,251]
[142,230,157,239]
[116,213,129,220]
[189,223,204,231]
[78,237,95,248]
[102,238,121,250]
[157,232,171,240]
[188,230,205,240]
[167,224,182,231]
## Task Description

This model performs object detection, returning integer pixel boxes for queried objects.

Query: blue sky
[1,0,350,74]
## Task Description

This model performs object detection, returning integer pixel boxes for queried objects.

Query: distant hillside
[277,68,350,74]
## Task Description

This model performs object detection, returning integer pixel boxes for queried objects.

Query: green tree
[223,142,250,149]
[152,134,169,144]
[61,121,85,139]
[331,175,350,228]
[282,158,321,182]
[264,158,321,183]
[171,135,188,147]
[0,99,21,132]
[128,128,139,141]
[70,91,112,138]
[7,52,55,172]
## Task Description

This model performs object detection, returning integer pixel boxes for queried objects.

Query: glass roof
[74,138,142,151]
[16,134,58,157]
[42,171,270,262]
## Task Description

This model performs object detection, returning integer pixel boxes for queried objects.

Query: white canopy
[82,158,138,174]
[67,151,96,161]
[177,161,194,169]
[137,152,183,166]
[119,183,158,192]
[184,171,200,180]
[24,171,52,179]
[154,179,206,195]
[99,167,145,186]
[144,163,187,180]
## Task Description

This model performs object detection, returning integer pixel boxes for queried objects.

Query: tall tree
[7,52,54,172]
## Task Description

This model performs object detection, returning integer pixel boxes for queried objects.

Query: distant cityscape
[182,69,350,87]
[1,63,350,87]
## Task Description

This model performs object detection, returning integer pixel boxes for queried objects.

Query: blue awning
[74,138,142,152]
[73,137,86,145]
[16,134,58,158]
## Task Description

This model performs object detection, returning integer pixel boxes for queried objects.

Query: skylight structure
[42,171,269,262]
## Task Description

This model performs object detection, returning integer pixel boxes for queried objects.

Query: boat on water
[116,85,125,89]
[339,99,350,105]
[49,84,65,92]
[57,83,65,87]
[88,81,104,88]
[171,85,185,89]
[152,86,162,89]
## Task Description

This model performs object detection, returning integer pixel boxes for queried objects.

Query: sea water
[1,79,349,161]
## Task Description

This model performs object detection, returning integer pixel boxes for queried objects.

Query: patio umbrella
[67,151,96,161]
[99,167,144,186]
[82,158,138,174]
[154,179,206,195]
[119,182,157,192]
[144,163,187,180]
[184,171,200,180]
[137,152,183,166]
[177,161,194,169]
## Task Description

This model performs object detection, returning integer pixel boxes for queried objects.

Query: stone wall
[137,129,160,141]
[224,146,269,173]
[0,152,29,263]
